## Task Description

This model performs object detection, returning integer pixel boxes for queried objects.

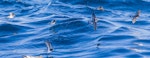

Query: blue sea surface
[0,0,150,58]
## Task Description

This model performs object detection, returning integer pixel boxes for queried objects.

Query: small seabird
[97,6,104,11]
[23,55,43,58]
[132,10,141,24]
[92,12,97,30]
[45,40,53,53]
[7,12,15,19]
[49,20,56,26]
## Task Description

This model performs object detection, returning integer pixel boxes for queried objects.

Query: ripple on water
[1,0,150,58]
[125,54,143,58]
[0,23,33,35]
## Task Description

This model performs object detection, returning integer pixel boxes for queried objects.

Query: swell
[0,0,150,58]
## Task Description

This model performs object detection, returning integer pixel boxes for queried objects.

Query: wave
[58,0,145,5]
[0,0,150,58]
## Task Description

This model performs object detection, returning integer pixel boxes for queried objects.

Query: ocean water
[0,0,150,58]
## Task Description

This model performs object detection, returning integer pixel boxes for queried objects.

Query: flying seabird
[97,6,104,11]
[92,12,97,30]
[132,10,141,24]
[7,12,15,19]
[49,20,56,26]
[51,20,56,25]
[45,40,53,53]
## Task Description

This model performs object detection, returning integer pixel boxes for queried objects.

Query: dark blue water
[0,0,150,58]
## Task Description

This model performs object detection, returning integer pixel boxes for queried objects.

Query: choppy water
[0,0,150,58]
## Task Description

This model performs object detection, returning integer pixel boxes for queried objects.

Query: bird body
[132,10,141,24]
[45,40,53,53]
[92,12,97,30]
[7,12,15,19]
[97,6,104,11]
[49,20,56,26]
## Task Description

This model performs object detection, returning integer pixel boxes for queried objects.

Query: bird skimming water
[45,40,53,53]
[132,10,141,24]
[49,20,56,26]
[97,6,104,11]
[92,12,97,30]
[7,12,15,19]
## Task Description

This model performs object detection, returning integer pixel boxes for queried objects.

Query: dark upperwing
[92,12,97,30]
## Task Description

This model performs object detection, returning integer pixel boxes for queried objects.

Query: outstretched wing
[132,17,137,24]
[92,12,97,30]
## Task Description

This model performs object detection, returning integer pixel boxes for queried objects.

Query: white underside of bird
[7,13,15,19]
[7,15,15,19]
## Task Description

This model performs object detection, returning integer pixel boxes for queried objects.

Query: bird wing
[92,12,97,30]
[45,41,53,53]
[132,17,137,24]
